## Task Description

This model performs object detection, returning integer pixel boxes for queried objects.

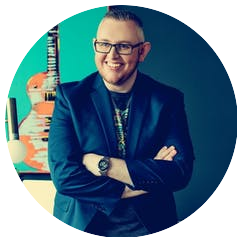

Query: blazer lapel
[90,73,150,159]
[90,75,118,156]
[126,75,150,159]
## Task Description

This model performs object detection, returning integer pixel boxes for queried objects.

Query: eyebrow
[96,39,134,44]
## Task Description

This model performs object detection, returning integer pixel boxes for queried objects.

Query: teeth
[107,63,121,68]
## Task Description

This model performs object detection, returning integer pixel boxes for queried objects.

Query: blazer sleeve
[48,85,125,213]
[126,91,194,192]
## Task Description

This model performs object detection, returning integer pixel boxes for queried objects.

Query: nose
[108,45,120,58]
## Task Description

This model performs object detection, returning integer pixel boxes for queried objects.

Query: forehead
[96,18,143,43]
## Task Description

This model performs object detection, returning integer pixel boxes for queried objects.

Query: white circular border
[0,0,242,241]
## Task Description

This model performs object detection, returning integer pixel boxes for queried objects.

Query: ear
[93,38,97,51]
[138,42,151,62]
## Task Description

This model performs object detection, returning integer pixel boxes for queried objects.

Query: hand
[82,153,102,176]
[121,185,147,199]
[154,146,177,161]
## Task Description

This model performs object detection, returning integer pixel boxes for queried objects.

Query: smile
[106,62,123,69]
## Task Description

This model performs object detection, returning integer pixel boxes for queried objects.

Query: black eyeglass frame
[94,40,144,55]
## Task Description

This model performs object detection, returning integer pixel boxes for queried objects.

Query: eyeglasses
[94,40,144,55]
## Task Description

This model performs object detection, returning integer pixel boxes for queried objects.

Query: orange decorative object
[19,26,60,171]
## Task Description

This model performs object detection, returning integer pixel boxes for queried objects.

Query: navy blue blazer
[48,71,194,233]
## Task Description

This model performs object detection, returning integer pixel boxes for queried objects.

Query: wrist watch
[98,156,110,176]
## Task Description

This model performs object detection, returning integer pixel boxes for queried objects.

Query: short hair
[104,8,143,29]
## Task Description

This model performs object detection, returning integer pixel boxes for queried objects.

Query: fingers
[154,146,177,161]
[156,146,175,159]
[121,186,148,199]
[155,146,168,158]
[164,149,177,161]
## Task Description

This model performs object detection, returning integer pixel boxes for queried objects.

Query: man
[48,9,194,236]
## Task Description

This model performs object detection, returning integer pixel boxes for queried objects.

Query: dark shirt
[109,91,132,111]
[85,91,149,237]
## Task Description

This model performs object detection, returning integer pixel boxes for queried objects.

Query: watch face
[99,158,109,171]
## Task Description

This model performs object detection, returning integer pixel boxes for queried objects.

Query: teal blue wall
[8,7,106,121]
[7,7,107,171]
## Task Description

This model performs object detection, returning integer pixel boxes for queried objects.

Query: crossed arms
[48,84,194,210]
[82,146,177,198]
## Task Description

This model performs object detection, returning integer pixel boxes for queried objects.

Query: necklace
[111,95,132,158]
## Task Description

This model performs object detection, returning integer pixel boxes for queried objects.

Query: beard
[101,61,139,88]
